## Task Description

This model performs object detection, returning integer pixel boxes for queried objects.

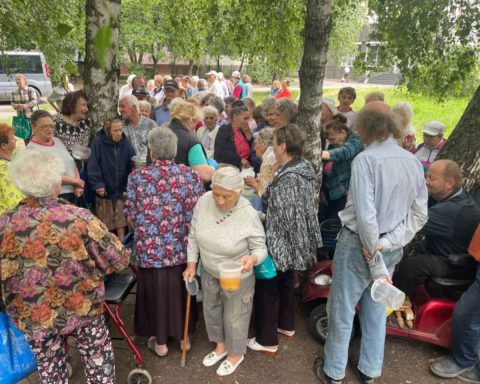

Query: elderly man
[314,101,428,384]
[415,121,448,171]
[206,70,224,98]
[394,160,480,299]
[152,79,179,126]
[119,95,157,158]
[153,74,164,103]
[231,71,247,100]
[119,73,136,99]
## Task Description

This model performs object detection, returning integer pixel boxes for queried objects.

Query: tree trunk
[171,57,176,76]
[437,85,480,191]
[297,0,333,202]
[216,56,221,72]
[187,60,194,75]
[152,56,158,75]
[83,0,120,130]
[238,54,245,72]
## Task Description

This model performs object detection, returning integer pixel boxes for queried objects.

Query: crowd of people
[0,71,479,384]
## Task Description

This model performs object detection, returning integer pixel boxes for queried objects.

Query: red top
[232,128,250,160]
[275,88,292,99]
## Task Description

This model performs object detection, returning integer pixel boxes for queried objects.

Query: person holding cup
[184,166,267,377]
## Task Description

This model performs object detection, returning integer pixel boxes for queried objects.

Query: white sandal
[202,350,228,367]
[216,355,245,376]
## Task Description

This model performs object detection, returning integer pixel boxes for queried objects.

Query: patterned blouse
[54,114,97,154]
[0,197,128,341]
[124,160,204,268]
[0,159,25,215]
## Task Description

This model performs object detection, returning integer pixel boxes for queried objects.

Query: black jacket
[214,124,253,169]
[87,129,135,199]
[422,190,480,256]
[169,119,204,166]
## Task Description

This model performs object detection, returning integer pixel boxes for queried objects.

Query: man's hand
[239,254,258,272]
[362,243,383,263]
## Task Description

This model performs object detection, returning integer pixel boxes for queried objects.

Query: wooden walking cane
[180,291,191,367]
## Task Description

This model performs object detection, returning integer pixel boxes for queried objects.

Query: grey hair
[275,98,298,123]
[10,149,65,197]
[120,94,139,111]
[138,100,151,112]
[261,97,276,113]
[197,79,207,90]
[255,128,275,146]
[322,98,337,115]
[147,127,178,161]
[15,74,27,82]
[169,97,185,111]
[207,96,225,114]
[203,105,219,117]
[392,102,413,130]
[211,166,244,194]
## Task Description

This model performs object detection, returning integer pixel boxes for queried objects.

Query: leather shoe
[313,357,344,384]
[430,355,474,378]
[349,357,379,384]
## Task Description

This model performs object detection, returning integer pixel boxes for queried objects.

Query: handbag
[468,224,480,262]
[254,254,277,279]
[12,112,31,140]
[0,309,37,383]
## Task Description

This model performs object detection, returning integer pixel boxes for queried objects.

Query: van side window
[1,55,43,74]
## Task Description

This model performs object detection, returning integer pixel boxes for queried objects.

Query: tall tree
[83,0,120,128]
[297,0,333,199]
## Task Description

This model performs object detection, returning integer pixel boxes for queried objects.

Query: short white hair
[169,97,185,111]
[148,127,178,160]
[203,105,219,117]
[138,100,151,112]
[120,94,139,111]
[211,166,244,194]
[10,149,65,197]
[127,74,136,86]
[392,102,413,130]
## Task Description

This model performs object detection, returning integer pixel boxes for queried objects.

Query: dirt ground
[21,290,464,384]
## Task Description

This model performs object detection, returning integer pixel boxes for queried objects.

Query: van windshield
[0,54,43,74]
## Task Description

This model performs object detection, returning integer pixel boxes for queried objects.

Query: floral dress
[124,159,204,268]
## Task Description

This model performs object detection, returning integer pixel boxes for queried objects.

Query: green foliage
[370,0,480,100]
[0,0,85,83]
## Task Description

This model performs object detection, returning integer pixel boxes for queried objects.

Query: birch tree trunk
[297,0,333,202]
[83,0,120,130]
[437,85,480,191]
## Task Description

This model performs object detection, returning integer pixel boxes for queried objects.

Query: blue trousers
[452,264,480,376]
[323,228,403,380]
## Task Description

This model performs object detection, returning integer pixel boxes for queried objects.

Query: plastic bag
[254,254,277,279]
[12,113,31,140]
[0,311,37,384]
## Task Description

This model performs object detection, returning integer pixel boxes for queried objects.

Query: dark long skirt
[134,264,198,345]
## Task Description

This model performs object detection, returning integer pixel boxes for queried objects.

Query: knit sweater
[187,191,267,278]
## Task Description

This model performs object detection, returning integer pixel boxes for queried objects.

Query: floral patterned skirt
[95,197,127,230]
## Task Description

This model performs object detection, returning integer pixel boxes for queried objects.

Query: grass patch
[252,87,470,141]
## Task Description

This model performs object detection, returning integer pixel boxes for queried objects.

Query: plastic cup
[218,261,243,291]
[132,155,146,169]
[185,278,199,296]
[72,144,91,160]
[371,278,405,310]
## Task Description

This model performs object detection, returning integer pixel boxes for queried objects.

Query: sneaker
[202,350,228,367]
[430,355,474,378]
[147,337,168,357]
[459,369,480,384]
[313,357,344,384]
[349,357,379,384]
[247,338,278,357]
[216,355,244,376]
[277,328,295,338]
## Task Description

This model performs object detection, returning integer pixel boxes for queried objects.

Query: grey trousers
[201,267,255,356]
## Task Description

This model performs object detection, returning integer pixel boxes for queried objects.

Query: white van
[0,51,53,102]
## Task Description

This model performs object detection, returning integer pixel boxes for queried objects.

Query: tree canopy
[371,0,480,99]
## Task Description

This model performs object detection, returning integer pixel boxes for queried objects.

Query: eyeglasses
[37,124,55,130]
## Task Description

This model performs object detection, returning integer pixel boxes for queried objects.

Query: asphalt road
[22,292,463,384]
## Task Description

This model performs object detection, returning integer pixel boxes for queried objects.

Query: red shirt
[275,88,292,99]
[232,128,250,160]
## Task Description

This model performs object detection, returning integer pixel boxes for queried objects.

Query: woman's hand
[321,151,330,160]
[241,158,250,168]
[239,254,259,272]
[183,262,197,283]
[244,175,258,190]
[74,186,84,198]
[96,188,106,197]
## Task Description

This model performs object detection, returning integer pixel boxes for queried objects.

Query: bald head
[426,160,462,201]
[361,100,391,115]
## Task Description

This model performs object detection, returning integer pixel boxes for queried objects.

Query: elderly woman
[214,102,253,169]
[248,124,322,355]
[392,101,416,153]
[270,98,298,129]
[10,74,38,118]
[244,128,277,198]
[27,110,84,204]
[0,149,128,383]
[197,105,220,158]
[163,100,214,182]
[125,127,204,357]
[184,166,267,376]
[138,100,152,119]
[88,118,135,240]
[55,90,96,154]
[0,124,25,214]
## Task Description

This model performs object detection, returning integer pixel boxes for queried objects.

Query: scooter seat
[429,277,474,287]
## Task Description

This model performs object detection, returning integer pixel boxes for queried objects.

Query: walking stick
[180,290,191,367]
